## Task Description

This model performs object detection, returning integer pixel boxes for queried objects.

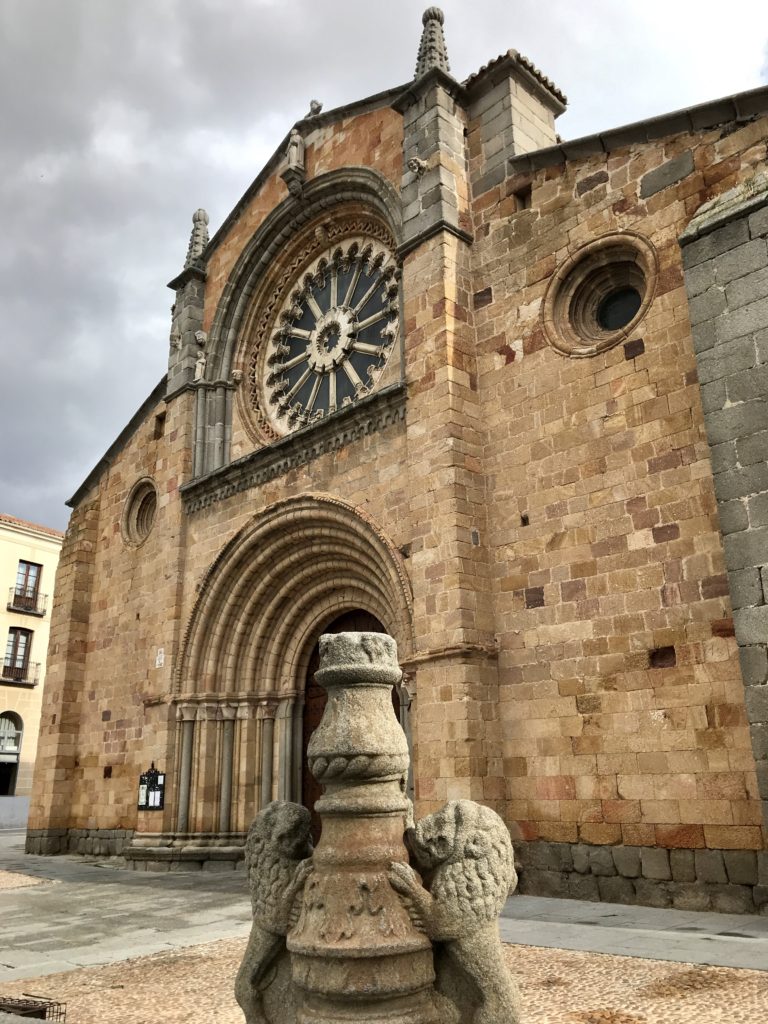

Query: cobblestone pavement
[0,870,44,891]
[0,937,766,1024]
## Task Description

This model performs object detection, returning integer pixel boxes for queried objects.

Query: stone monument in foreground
[236,632,521,1024]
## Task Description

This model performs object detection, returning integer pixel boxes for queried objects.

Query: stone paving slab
[501,895,768,971]
[2,830,767,985]
[1,937,767,1024]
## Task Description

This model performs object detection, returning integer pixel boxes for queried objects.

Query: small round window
[122,479,158,546]
[597,287,642,331]
[542,232,658,357]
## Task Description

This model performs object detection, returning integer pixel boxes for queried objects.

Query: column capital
[256,699,280,721]
[176,703,198,722]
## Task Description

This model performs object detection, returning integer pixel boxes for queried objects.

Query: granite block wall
[681,173,768,833]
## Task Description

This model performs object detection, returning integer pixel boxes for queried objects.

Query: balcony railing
[7,587,47,616]
[1,661,40,685]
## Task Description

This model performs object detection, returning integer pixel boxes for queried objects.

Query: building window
[10,560,43,614]
[0,712,23,796]
[122,478,159,546]
[541,231,658,357]
[3,628,32,682]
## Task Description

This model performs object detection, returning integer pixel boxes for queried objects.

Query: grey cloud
[1,0,765,530]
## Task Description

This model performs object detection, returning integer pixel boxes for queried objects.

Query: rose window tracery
[262,238,399,434]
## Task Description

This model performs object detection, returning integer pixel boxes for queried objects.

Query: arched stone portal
[172,495,413,844]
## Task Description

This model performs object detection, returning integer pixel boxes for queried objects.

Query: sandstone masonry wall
[467,115,768,856]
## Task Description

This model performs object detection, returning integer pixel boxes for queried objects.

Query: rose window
[263,239,399,433]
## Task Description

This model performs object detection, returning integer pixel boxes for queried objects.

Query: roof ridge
[0,513,64,538]
[463,48,567,106]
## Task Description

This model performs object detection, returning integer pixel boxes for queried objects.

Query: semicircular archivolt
[176,495,413,697]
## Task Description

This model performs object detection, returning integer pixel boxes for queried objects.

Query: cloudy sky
[2,0,767,531]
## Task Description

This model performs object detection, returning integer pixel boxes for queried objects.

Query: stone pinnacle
[414,6,450,79]
[184,208,209,268]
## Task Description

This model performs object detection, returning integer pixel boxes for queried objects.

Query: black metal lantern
[137,762,165,810]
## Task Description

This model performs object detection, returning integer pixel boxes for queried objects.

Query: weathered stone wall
[27,497,100,842]
[515,839,768,913]
[681,173,768,835]
[467,114,768,859]
[28,386,195,843]
[26,826,135,859]
[466,59,561,197]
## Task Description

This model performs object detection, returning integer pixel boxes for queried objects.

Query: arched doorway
[172,495,414,840]
[302,610,396,843]
[0,713,23,796]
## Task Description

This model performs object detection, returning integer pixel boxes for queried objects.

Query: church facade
[27,10,768,909]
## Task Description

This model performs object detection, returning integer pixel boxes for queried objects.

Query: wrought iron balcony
[1,660,40,686]
[7,586,47,616]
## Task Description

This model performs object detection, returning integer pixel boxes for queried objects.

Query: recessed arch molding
[167,494,413,841]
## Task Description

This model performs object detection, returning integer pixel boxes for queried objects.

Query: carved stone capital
[176,703,198,722]
[256,699,279,721]
[197,702,219,721]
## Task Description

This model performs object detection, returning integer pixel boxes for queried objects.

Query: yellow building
[0,514,63,827]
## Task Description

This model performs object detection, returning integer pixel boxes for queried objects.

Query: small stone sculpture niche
[281,129,306,198]
[235,631,522,1024]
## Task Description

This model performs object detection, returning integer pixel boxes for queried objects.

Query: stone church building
[27,10,768,909]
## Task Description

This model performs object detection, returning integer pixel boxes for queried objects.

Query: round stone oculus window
[262,237,399,434]
[542,232,658,357]
[122,479,158,546]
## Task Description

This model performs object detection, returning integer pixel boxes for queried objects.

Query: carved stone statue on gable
[281,129,306,198]
[194,350,207,381]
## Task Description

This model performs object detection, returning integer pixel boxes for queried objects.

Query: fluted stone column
[218,705,237,833]
[288,632,438,1024]
[176,704,197,833]
[259,701,278,808]
[195,702,220,833]
[235,704,262,832]
[277,696,296,801]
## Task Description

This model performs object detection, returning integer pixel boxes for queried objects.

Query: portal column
[218,704,237,833]
[276,695,296,800]
[176,703,197,833]
[259,700,278,807]
[235,703,262,831]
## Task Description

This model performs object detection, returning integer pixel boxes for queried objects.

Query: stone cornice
[399,640,499,668]
[181,383,406,514]
[398,220,474,260]
[166,262,206,292]
[392,66,468,113]
[509,85,768,175]
[679,170,768,244]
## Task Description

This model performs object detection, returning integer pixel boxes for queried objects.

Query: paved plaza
[1,828,767,1022]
